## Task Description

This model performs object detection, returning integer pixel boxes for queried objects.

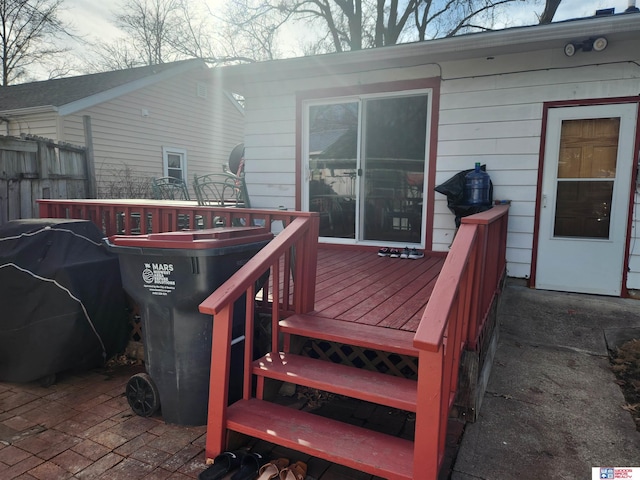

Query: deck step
[279,314,419,356]
[226,398,414,480]
[253,352,417,412]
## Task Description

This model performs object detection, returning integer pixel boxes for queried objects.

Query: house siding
[68,73,243,197]
[5,69,244,199]
[237,37,640,289]
[5,112,60,139]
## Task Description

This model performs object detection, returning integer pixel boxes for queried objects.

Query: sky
[52,0,635,76]
[59,0,636,43]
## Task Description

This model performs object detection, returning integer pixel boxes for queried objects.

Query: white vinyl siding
[237,36,640,291]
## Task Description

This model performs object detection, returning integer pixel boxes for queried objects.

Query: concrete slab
[452,282,640,480]
[497,285,640,356]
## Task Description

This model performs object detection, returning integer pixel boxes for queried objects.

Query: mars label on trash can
[142,262,176,296]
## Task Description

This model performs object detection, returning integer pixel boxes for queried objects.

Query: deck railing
[37,199,312,238]
[412,204,509,478]
[37,199,319,315]
[198,215,319,457]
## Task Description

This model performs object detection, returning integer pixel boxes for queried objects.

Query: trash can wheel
[126,373,160,417]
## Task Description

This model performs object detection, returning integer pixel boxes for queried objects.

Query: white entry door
[536,104,637,296]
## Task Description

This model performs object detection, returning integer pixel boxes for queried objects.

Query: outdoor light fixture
[564,36,608,56]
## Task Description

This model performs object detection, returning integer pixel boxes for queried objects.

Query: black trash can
[105,226,273,426]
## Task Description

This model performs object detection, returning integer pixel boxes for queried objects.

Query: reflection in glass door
[307,102,358,239]
[362,95,427,243]
[305,92,429,245]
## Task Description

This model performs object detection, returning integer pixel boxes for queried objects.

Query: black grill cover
[0,219,129,383]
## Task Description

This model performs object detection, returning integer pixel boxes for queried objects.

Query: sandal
[198,450,246,480]
[231,451,269,480]
[279,460,307,480]
[257,458,289,480]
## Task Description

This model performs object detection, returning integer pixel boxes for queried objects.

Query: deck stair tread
[279,313,418,357]
[253,352,417,412]
[226,398,414,480]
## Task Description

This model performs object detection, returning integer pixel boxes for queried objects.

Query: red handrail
[412,204,509,478]
[198,215,319,459]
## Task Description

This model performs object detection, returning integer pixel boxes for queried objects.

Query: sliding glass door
[304,91,430,245]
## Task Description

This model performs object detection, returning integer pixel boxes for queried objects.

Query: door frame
[295,78,441,250]
[531,97,640,297]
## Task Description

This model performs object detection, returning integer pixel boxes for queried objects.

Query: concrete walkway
[452,281,640,480]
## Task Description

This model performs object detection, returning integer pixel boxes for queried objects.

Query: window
[162,147,187,182]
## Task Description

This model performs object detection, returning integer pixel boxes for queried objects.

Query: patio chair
[221,167,251,208]
[151,177,190,201]
[193,173,248,207]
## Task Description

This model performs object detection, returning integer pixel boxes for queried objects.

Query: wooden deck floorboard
[311,247,445,332]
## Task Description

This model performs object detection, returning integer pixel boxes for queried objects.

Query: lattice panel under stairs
[300,339,418,380]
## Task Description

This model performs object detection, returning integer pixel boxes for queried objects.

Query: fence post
[83,116,97,199]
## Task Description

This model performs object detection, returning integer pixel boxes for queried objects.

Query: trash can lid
[107,226,273,250]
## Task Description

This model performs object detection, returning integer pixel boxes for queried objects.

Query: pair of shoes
[257,458,289,480]
[279,461,307,480]
[379,247,424,259]
[397,247,424,259]
[379,247,403,258]
[198,451,268,480]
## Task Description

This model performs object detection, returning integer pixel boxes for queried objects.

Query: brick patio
[0,363,462,479]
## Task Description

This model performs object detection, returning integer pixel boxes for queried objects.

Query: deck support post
[414,347,445,479]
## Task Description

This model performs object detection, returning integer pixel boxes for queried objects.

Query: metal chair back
[193,173,248,207]
[151,177,190,201]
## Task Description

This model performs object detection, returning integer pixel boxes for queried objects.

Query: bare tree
[0,0,74,86]
[226,0,564,55]
[538,0,561,24]
[216,0,289,61]
[114,0,184,65]
[84,39,147,72]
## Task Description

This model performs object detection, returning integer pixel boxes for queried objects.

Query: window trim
[162,146,188,184]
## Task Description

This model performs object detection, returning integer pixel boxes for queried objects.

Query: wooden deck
[38,199,509,479]
[312,247,445,332]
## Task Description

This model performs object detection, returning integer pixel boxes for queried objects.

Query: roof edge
[217,13,640,86]
[1,105,58,117]
[58,59,208,116]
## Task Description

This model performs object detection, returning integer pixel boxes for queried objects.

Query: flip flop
[279,460,307,480]
[257,458,289,480]
[198,450,246,480]
[230,451,269,480]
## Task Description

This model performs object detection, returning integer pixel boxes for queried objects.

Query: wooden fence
[0,135,88,225]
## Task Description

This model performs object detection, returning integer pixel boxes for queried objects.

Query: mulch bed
[611,338,640,431]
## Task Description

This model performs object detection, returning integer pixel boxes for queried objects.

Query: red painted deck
[312,248,445,332]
